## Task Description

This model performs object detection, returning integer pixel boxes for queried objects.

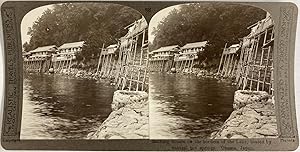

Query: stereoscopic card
[0,0,298,151]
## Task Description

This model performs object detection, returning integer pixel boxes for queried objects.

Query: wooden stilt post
[262,46,271,91]
[136,40,144,91]
[270,61,274,95]
[33,61,36,71]
[227,54,234,76]
[191,58,195,73]
[218,43,227,75]
[100,54,105,76]
[58,60,61,72]
[31,61,33,71]
[27,61,31,70]
[129,36,138,90]
[257,45,265,91]
[236,44,244,84]
[115,47,123,88]
[179,60,183,72]
[221,54,227,76]
[40,60,43,72]
[68,59,72,74]
[122,36,134,90]
[221,54,228,76]
[189,59,193,73]
[108,54,113,77]
[249,36,260,90]
[142,49,148,91]
[101,54,106,76]
[96,44,105,75]
[231,55,238,77]
[112,55,116,77]
[243,37,256,90]
[226,55,231,76]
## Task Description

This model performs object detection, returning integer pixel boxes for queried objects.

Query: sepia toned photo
[148,3,276,139]
[21,3,149,139]
[1,0,299,151]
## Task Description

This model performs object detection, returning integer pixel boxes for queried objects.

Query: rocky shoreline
[55,68,101,79]
[168,67,235,82]
[87,90,149,139]
[211,90,278,139]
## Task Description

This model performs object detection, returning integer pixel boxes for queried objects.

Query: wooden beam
[96,44,105,75]
[218,43,227,74]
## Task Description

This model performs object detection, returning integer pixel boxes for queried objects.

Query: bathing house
[97,44,118,77]
[217,43,240,77]
[114,17,149,91]
[52,41,85,72]
[174,41,208,73]
[149,45,180,72]
[235,13,274,94]
[23,45,57,72]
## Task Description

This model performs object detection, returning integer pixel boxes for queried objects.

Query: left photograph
[21,3,149,139]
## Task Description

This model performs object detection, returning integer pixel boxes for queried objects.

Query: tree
[22,42,30,52]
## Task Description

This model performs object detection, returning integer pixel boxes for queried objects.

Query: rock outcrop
[211,90,278,139]
[87,90,148,139]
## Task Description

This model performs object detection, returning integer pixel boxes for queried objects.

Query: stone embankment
[171,68,233,81]
[87,90,149,139]
[173,68,217,78]
[52,68,116,84]
[211,90,278,139]
[57,68,99,79]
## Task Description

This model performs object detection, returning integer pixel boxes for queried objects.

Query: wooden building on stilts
[23,45,57,73]
[217,43,240,78]
[96,44,118,78]
[174,41,208,73]
[148,45,180,72]
[52,41,85,73]
[114,18,149,91]
[234,13,274,95]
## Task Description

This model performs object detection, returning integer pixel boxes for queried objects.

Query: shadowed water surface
[149,72,236,139]
[21,73,115,139]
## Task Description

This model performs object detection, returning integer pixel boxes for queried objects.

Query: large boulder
[211,90,278,139]
[233,90,272,110]
[87,90,148,139]
[112,90,148,111]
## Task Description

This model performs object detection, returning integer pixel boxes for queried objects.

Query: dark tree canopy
[151,3,267,69]
[24,3,141,61]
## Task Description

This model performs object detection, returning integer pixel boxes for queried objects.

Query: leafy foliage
[151,3,266,69]
[24,3,141,62]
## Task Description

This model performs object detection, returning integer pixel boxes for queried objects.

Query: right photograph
[148,3,276,139]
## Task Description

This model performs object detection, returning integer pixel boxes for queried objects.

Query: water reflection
[21,73,115,139]
[149,73,235,139]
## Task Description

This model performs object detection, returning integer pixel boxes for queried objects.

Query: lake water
[149,72,236,139]
[21,72,235,139]
[21,73,115,139]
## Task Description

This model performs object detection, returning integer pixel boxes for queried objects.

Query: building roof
[59,41,85,50]
[225,44,240,54]
[107,44,118,49]
[22,51,31,55]
[125,18,148,38]
[181,41,208,50]
[106,44,118,54]
[247,13,273,38]
[152,45,180,53]
[229,44,240,48]
[29,45,57,53]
